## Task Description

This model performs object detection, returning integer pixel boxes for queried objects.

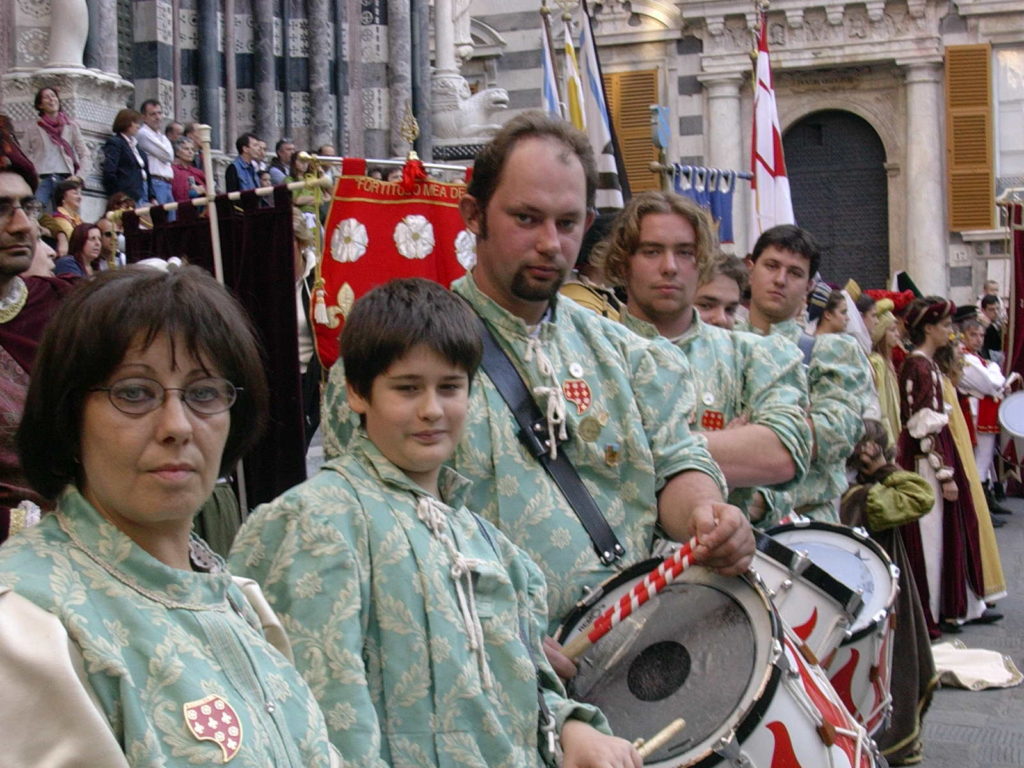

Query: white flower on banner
[455,229,476,270]
[394,215,435,260]
[330,219,368,263]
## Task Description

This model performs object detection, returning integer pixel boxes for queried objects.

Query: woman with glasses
[0,267,340,767]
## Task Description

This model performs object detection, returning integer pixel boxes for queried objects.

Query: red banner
[314,158,474,368]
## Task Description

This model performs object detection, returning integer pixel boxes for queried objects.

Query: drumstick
[562,538,697,660]
[633,718,686,758]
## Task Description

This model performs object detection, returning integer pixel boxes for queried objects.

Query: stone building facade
[463,0,1024,298]
[1,0,1020,298]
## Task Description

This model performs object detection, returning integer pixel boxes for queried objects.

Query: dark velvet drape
[122,189,305,509]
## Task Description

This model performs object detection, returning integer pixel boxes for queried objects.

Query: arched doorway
[783,110,889,289]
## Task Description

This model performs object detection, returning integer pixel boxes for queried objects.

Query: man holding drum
[319,112,754,655]
[593,190,813,524]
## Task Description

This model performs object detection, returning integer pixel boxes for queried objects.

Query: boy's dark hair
[341,278,482,400]
[703,252,749,294]
[19,266,269,499]
[981,294,1000,310]
[749,224,822,279]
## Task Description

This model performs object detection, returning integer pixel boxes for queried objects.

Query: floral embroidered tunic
[620,308,812,501]
[0,488,337,768]
[737,317,873,521]
[321,273,726,631]
[229,434,608,767]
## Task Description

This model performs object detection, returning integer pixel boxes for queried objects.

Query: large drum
[556,559,880,767]
[752,530,863,664]
[770,522,900,736]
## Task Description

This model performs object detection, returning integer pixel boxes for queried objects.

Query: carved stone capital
[785,8,804,28]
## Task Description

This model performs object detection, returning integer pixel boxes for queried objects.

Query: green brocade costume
[321,273,726,631]
[620,308,812,514]
[230,434,608,767]
[0,488,337,768]
[737,318,873,521]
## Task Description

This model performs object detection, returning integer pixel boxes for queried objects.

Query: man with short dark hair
[135,100,175,206]
[225,132,261,192]
[980,293,1003,363]
[268,138,295,185]
[164,121,184,143]
[0,125,76,541]
[738,224,873,521]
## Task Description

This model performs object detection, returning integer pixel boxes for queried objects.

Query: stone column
[361,0,390,159]
[309,0,333,149]
[410,0,433,160]
[903,61,946,296]
[388,0,413,156]
[700,72,748,254]
[48,0,89,69]
[85,0,119,74]
[253,0,276,143]
[197,0,222,150]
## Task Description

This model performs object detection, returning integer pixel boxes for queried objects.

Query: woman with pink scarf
[24,87,89,213]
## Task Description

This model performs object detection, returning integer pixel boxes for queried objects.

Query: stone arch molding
[777,92,900,169]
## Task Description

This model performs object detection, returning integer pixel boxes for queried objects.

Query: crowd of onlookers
[15,85,342,278]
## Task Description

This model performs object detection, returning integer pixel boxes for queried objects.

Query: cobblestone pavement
[918,495,1024,768]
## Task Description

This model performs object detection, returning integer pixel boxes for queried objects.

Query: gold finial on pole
[400,101,421,157]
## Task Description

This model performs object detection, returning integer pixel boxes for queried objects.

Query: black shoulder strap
[475,316,625,566]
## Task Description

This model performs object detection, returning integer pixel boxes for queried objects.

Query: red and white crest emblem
[183,694,243,763]
[562,379,592,414]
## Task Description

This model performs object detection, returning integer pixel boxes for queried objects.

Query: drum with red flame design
[556,559,883,766]
[752,531,863,664]
[771,522,899,736]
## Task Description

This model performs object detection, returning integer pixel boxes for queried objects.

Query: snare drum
[556,559,880,767]
[752,531,863,663]
[770,522,900,736]
[998,391,1024,466]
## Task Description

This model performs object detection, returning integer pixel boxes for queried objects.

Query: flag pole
[580,0,630,200]
[540,2,564,117]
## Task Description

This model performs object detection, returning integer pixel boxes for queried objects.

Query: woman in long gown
[897,297,987,636]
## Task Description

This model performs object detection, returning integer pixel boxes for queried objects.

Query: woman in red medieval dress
[897,297,987,637]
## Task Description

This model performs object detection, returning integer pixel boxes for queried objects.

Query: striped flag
[578,1,625,210]
[749,11,794,239]
[563,19,585,131]
[540,10,561,118]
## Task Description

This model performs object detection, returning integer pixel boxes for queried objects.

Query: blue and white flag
[578,3,624,210]
[540,13,561,118]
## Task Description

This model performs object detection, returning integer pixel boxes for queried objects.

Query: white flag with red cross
[749,12,795,240]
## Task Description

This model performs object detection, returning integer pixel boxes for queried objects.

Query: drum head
[772,523,894,634]
[999,391,1024,438]
[559,567,776,766]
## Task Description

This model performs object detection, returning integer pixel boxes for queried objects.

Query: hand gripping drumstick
[632,718,686,759]
[562,538,697,660]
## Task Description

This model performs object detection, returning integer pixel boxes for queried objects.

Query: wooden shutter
[603,70,660,192]
[945,44,994,231]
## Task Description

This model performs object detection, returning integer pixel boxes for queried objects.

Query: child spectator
[229,278,638,767]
